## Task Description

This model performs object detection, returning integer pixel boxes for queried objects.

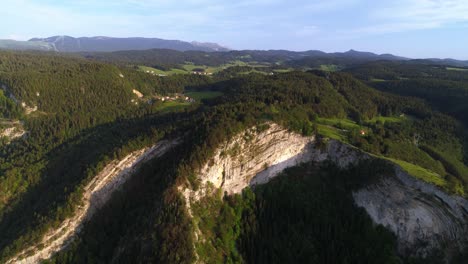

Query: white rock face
[353,167,468,256]
[197,123,316,194]
[132,89,143,98]
[20,102,37,114]
[184,124,368,200]
[183,123,468,257]
[0,126,26,141]
[8,139,179,264]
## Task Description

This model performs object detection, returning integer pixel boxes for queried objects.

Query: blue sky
[1,0,468,59]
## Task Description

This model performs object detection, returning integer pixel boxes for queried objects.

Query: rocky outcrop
[7,139,179,264]
[20,102,37,115]
[194,123,316,195]
[183,123,369,200]
[353,167,468,257]
[182,123,468,258]
[1,83,37,115]
[132,89,143,98]
[0,126,26,142]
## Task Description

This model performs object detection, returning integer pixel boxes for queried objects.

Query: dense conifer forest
[0,50,467,263]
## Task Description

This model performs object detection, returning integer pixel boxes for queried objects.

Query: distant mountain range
[0,36,467,67]
[333,49,409,61]
[78,48,410,68]
[0,39,53,51]
[0,36,230,52]
[278,49,409,62]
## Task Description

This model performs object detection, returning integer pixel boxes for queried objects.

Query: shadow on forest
[0,110,194,258]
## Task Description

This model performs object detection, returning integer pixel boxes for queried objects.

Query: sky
[1,0,468,59]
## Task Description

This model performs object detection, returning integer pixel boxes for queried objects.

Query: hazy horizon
[2,0,468,60]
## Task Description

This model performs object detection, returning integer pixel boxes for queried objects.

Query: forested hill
[346,61,468,127]
[81,48,406,67]
[0,50,210,229]
[50,70,468,263]
[0,50,467,263]
[0,51,212,131]
[79,48,468,79]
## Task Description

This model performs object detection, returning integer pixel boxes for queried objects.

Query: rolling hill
[0,50,467,264]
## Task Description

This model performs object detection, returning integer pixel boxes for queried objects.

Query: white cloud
[295,26,320,36]
[304,0,360,12]
[4,0,465,55]
[4,34,29,41]
[361,0,468,34]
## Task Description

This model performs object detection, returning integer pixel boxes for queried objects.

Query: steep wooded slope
[183,123,468,261]
[0,52,466,263]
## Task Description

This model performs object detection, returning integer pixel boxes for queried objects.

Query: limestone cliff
[0,125,26,143]
[353,167,468,257]
[182,123,369,201]
[193,123,317,195]
[182,123,468,257]
[7,139,179,264]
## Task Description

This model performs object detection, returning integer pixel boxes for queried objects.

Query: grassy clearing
[370,78,387,82]
[319,64,339,72]
[386,158,447,187]
[155,101,191,112]
[186,91,223,101]
[317,118,360,130]
[239,69,269,75]
[315,118,361,142]
[314,117,451,189]
[421,145,468,183]
[446,67,468,72]
[182,60,250,74]
[314,116,459,192]
[181,64,208,72]
[139,60,273,76]
[273,68,294,73]
[316,124,347,141]
[138,65,186,75]
[367,115,406,124]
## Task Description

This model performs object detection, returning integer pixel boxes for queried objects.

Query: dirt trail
[7,139,179,264]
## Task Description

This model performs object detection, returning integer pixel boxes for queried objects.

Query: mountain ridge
[28,35,230,52]
[0,35,229,52]
[1,36,468,66]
